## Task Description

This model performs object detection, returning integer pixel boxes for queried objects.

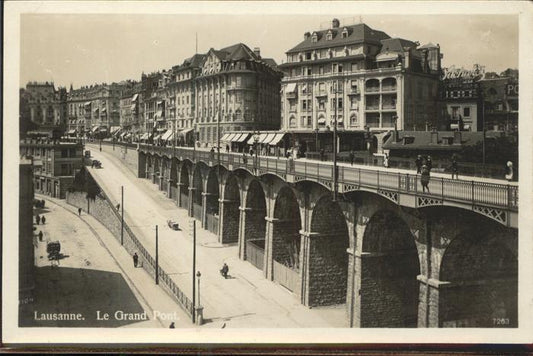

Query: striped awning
[161,129,173,141]
[269,133,286,146]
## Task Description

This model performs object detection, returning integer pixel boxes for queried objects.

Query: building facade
[278,19,442,152]
[20,139,84,199]
[479,72,519,133]
[20,82,67,135]
[19,158,35,306]
[441,65,485,131]
[67,83,124,137]
[195,43,282,145]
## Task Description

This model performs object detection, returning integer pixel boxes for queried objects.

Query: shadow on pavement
[20,266,147,327]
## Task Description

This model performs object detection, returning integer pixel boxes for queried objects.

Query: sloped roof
[419,42,438,49]
[383,131,502,150]
[380,38,417,53]
[287,23,390,53]
[262,58,278,68]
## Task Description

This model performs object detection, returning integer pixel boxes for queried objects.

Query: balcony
[365,87,380,93]
[347,87,360,96]
[381,86,397,93]
[315,90,327,97]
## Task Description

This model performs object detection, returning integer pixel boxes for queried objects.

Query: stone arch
[220,174,241,243]
[307,195,350,306]
[271,186,302,292]
[179,162,190,209]
[360,209,420,327]
[382,77,397,90]
[192,165,203,219]
[439,224,517,328]
[205,169,220,234]
[161,157,169,191]
[242,179,267,269]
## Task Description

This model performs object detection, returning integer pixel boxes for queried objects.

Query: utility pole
[121,186,124,245]
[155,225,159,285]
[191,219,197,323]
[333,80,339,202]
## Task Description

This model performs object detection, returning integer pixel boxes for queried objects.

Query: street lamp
[314,127,319,154]
[196,271,202,307]
[253,130,260,171]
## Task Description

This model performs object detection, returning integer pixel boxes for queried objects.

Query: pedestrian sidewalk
[39,195,196,328]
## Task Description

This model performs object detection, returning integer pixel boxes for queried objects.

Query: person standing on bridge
[415,155,422,174]
[451,154,459,179]
[349,150,355,166]
[421,164,430,193]
[505,161,514,182]
[133,252,139,268]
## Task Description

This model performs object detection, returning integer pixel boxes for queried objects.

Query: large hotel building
[278,19,443,152]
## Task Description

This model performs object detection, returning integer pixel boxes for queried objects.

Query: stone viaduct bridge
[117,142,518,328]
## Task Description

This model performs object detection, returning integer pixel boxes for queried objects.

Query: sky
[20,13,518,89]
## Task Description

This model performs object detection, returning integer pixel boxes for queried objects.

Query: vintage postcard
[3,0,533,348]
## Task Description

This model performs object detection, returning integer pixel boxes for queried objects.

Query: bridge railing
[137,144,518,211]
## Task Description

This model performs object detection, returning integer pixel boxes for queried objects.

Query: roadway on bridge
[88,146,347,328]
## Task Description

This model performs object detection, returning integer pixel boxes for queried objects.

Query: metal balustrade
[136,143,518,211]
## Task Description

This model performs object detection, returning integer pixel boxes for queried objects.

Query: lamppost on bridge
[196,270,203,325]
[253,130,260,172]
[314,127,319,154]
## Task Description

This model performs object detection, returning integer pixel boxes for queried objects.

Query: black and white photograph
[3,0,533,348]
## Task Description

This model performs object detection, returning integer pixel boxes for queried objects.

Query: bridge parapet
[137,143,518,228]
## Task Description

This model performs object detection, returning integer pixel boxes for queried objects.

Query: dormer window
[326,30,333,41]
[342,28,349,38]
[312,33,318,43]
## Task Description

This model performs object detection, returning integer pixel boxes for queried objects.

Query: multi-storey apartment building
[119,80,140,138]
[278,19,442,153]
[441,65,485,132]
[139,72,162,141]
[194,43,282,145]
[479,71,518,133]
[20,82,67,135]
[20,138,83,198]
[166,54,206,144]
[67,83,123,137]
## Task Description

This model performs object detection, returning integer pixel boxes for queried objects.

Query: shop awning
[99,127,108,133]
[247,135,256,145]
[124,133,132,139]
[110,126,121,134]
[67,129,77,134]
[161,129,173,141]
[154,134,162,141]
[84,102,92,107]
[269,133,287,146]
[226,133,237,142]
[157,101,163,105]
[318,118,326,124]
[132,94,139,102]
[220,133,231,142]
[93,107,99,112]
[286,83,297,93]
[261,133,276,144]
[120,131,128,138]
[91,126,100,133]
[140,133,149,140]
[180,128,194,136]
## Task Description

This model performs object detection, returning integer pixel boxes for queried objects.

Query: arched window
[350,113,358,126]
[289,116,297,128]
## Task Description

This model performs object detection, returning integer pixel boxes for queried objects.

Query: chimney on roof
[332,18,340,28]
[304,32,311,40]
[253,47,261,58]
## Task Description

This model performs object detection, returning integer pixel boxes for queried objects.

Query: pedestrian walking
[242,152,247,164]
[41,216,46,225]
[133,252,138,268]
[36,215,40,225]
[116,203,120,211]
[420,164,430,193]
[78,207,82,216]
[505,161,514,182]
[41,199,45,208]
[320,148,325,162]
[249,147,254,156]
[349,150,355,166]
[38,230,43,242]
[451,155,459,179]
[169,322,175,329]
[383,153,389,168]
[226,144,230,152]
[415,155,422,174]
